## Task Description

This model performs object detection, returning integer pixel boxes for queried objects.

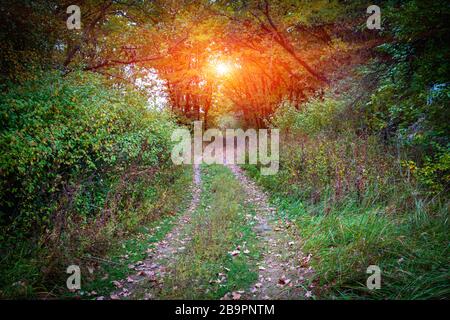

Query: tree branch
[259,0,329,84]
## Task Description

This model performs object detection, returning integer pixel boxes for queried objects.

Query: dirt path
[107,164,202,300]
[106,162,313,300]
[226,165,314,300]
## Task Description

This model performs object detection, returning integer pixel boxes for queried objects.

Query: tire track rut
[226,165,314,300]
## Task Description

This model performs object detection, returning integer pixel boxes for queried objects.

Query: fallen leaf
[278,276,291,286]
[221,293,230,300]
[229,250,240,256]
[300,253,312,267]
[144,293,153,300]
[231,292,241,300]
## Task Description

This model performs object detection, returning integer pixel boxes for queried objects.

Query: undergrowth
[0,165,193,298]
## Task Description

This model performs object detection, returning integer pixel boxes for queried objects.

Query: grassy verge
[72,165,194,299]
[0,165,193,299]
[159,165,260,299]
[243,164,449,300]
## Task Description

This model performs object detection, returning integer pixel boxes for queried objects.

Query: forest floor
[97,163,314,300]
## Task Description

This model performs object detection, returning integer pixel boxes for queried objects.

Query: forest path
[226,165,313,299]
[107,161,313,300]
[107,164,202,300]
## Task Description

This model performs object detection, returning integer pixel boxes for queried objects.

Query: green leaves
[0,71,177,231]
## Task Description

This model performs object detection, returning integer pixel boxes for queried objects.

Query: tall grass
[242,94,449,299]
[246,164,449,299]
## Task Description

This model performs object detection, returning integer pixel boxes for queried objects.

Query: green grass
[73,165,194,299]
[243,164,449,300]
[0,165,193,299]
[158,165,260,299]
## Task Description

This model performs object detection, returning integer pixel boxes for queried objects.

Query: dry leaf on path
[231,292,241,300]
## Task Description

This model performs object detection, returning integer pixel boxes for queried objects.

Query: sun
[214,61,232,76]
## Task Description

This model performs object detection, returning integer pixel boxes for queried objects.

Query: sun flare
[214,61,232,76]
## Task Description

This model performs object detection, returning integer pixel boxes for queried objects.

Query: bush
[0,71,176,231]
[0,71,180,296]
[363,0,450,193]
[272,97,345,136]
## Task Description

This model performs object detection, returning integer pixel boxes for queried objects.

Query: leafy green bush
[0,71,176,232]
[273,97,344,136]
[362,0,450,193]
[0,71,181,296]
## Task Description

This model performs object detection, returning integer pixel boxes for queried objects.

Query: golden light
[214,61,232,77]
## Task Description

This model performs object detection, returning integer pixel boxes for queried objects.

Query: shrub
[0,71,180,296]
[0,71,176,232]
